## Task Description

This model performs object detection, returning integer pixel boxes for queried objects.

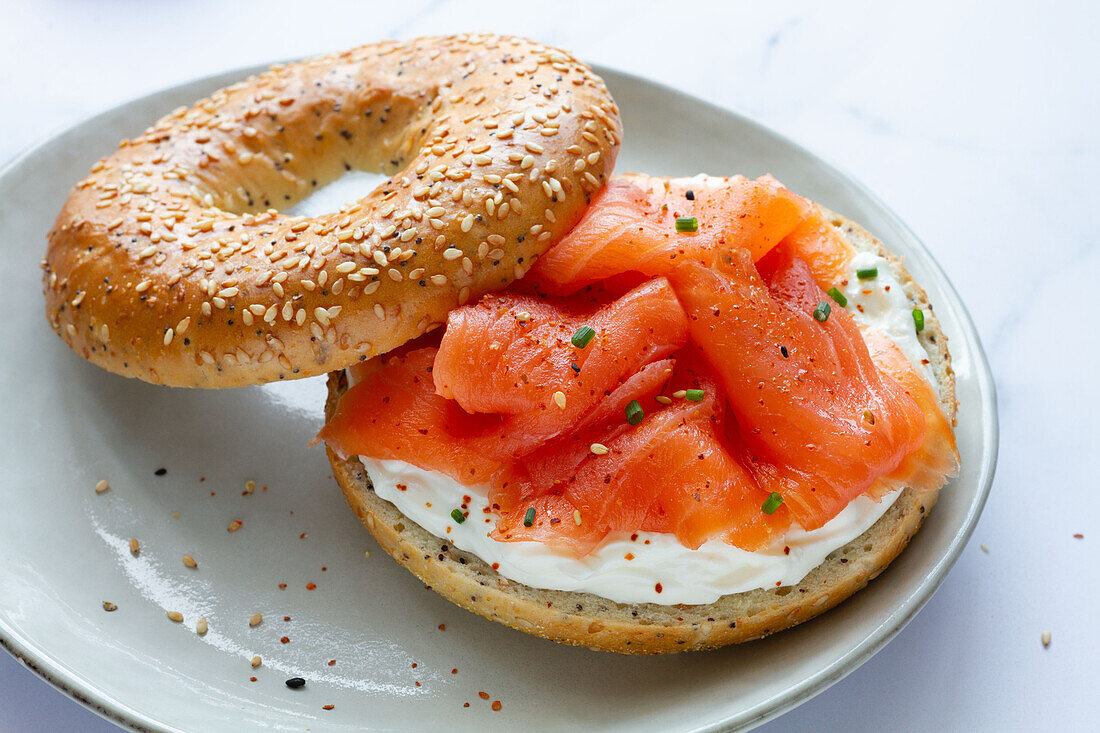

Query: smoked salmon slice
[526,174,811,295]
[433,278,689,451]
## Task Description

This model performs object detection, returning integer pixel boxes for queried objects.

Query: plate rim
[0,59,999,733]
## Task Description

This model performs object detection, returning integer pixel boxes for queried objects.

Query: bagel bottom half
[322,211,957,654]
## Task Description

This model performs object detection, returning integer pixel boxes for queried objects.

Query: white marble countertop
[1,1,1096,729]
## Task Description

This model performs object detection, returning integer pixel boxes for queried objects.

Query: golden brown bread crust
[323,206,958,654]
[43,34,621,387]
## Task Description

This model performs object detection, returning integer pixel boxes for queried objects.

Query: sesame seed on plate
[249,613,263,627]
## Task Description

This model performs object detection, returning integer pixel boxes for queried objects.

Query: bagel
[322,206,958,653]
[42,34,621,387]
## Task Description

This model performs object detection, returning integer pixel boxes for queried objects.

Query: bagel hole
[286,170,390,218]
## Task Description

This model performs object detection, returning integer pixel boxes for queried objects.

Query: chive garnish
[827,287,848,307]
[685,389,705,402]
[812,301,831,322]
[912,308,925,332]
[761,492,784,515]
[856,266,878,280]
[523,507,536,527]
[625,400,644,425]
[675,216,698,232]
[571,325,595,348]
[450,509,465,524]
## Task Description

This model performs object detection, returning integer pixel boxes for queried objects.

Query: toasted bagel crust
[43,34,620,387]
[324,207,957,653]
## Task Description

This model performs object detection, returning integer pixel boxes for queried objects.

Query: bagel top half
[43,34,621,387]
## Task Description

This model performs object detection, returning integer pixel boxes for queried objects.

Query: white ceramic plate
[0,62,997,732]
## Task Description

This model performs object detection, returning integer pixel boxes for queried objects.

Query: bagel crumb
[102,601,117,612]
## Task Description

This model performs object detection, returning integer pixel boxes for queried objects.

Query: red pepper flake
[1074,533,1084,539]
[414,681,421,687]
[227,519,243,532]
[322,705,334,711]
[491,562,500,570]
[262,486,268,492]
[624,552,634,561]
[775,581,782,586]
[299,533,308,539]
[280,636,290,644]
[411,663,418,669]
[463,703,470,708]
[783,545,791,555]
[283,616,291,622]
[451,668,458,674]
[306,582,317,591]
[478,691,490,700]
[438,624,446,631]
[277,583,287,589]
[210,492,216,497]
[654,582,663,594]
[492,701,502,712]
[328,660,336,666]
[249,676,257,682]
[200,477,205,482]
[630,533,638,542]
[321,566,327,572]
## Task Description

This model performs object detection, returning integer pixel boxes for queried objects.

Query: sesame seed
[196,617,208,635]
[251,656,262,668]
[1041,631,1052,647]
[573,510,583,526]
[95,479,110,494]
[249,613,263,627]
[182,554,198,568]
[672,390,687,399]
[167,611,184,623]
[129,538,140,555]
[655,396,672,405]
[552,391,567,409]
[227,520,243,532]
[590,443,609,455]
[443,247,463,261]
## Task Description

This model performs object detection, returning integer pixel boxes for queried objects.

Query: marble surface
[1,1,1095,730]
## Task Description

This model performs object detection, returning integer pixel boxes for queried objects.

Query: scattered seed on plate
[492,701,502,712]
[154,468,167,476]
[251,656,262,668]
[286,677,306,689]
[364,551,371,558]
[227,520,243,532]
[182,554,198,568]
[249,613,263,627]
[244,480,256,495]
[322,705,335,710]
[196,617,208,635]
[129,538,140,555]
[478,692,490,700]
[980,543,990,553]
[1041,631,1052,647]
[552,390,567,409]
[438,624,446,631]
[171,512,181,519]
[102,601,117,612]
[167,611,184,622]
[94,479,110,494]
[590,443,609,455]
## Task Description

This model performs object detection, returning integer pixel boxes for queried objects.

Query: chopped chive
[450,509,465,524]
[856,266,878,280]
[570,362,581,373]
[675,216,698,233]
[812,301,831,322]
[685,389,705,402]
[827,287,848,307]
[523,507,536,527]
[912,308,925,332]
[761,492,784,515]
[625,400,644,425]
[571,325,595,348]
